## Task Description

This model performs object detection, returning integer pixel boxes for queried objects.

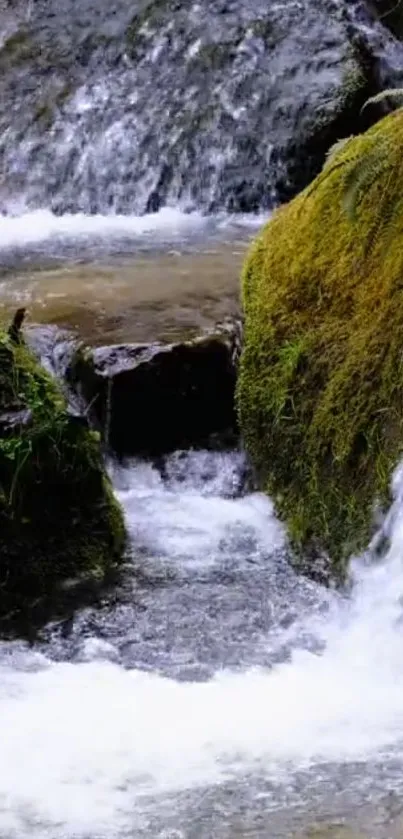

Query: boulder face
[68,322,241,457]
[0,0,394,215]
[0,329,125,621]
[237,110,403,570]
[367,0,403,39]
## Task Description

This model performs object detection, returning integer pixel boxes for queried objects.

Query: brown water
[0,241,247,344]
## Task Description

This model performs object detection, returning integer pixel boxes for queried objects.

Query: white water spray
[0,208,206,250]
[1,454,403,837]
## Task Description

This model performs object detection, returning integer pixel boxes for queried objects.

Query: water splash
[1,452,403,836]
[0,208,206,249]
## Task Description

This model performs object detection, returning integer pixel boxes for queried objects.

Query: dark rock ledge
[67,318,243,458]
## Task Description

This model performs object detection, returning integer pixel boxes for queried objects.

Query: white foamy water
[2,454,403,838]
[0,208,206,250]
[110,451,285,569]
[0,209,266,253]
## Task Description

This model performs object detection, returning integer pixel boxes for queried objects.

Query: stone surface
[68,320,241,456]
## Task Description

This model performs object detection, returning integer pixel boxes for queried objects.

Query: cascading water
[0,0,402,264]
[2,451,403,838]
[0,0,403,219]
[2,1,403,836]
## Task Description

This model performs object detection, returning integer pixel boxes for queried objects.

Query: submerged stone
[237,109,403,571]
[0,328,125,623]
[67,320,241,456]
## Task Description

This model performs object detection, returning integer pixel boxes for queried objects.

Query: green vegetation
[0,329,125,620]
[324,89,403,219]
[237,109,403,570]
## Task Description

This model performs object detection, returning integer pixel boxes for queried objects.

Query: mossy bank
[0,328,125,623]
[237,109,403,571]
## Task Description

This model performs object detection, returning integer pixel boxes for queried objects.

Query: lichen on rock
[237,109,403,572]
[0,327,125,621]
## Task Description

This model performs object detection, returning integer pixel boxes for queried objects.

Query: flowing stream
[2,448,403,838]
[0,210,261,342]
[1,217,403,838]
[2,0,403,835]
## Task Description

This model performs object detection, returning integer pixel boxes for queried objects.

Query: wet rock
[367,0,403,39]
[0,328,125,627]
[0,408,33,434]
[25,323,79,380]
[68,320,241,456]
[275,33,385,202]
[25,323,88,419]
[1,0,402,214]
[237,109,403,570]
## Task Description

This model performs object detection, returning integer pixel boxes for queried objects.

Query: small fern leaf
[361,88,403,113]
[322,136,354,170]
[342,149,389,220]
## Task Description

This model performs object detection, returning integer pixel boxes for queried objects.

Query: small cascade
[1,1,403,836]
[0,0,402,216]
[1,451,403,837]
[347,0,403,82]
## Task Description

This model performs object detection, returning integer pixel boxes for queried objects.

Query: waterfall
[1,0,402,217]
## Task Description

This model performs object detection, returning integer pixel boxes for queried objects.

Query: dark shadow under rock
[366,0,403,40]
[67,320,241,457]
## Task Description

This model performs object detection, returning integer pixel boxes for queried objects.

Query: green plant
[321,88,403,220]
[237,108,403,568]
[0,332,67,507]
[0,328,126,618]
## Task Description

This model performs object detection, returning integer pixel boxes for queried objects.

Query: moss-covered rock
[237,109,403,571]
[0,329,125,621]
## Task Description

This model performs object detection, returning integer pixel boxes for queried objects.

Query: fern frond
[378,0,403,20]
[342,149,390,220]
[362,167,401,256]
[361,88,403,113]
[322,136,354,170]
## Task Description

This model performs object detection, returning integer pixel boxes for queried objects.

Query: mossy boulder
[0,329,125,621]
[237,109,403,572]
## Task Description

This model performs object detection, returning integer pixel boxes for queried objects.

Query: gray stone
[68,320,242,456]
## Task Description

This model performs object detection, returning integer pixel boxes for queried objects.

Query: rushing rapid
[1,450,403,838]
[2,0,403,835]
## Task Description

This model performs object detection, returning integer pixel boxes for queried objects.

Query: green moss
[0,28,36,68]
[0,330,125,619]
[126,0,171,58]
[237,109,403,570]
